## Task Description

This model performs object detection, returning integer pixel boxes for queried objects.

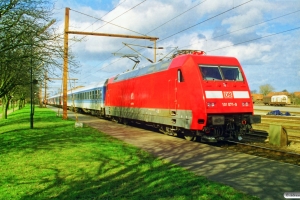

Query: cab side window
[177,69,184,82]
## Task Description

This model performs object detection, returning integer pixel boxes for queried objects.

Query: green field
[0,106,258,199]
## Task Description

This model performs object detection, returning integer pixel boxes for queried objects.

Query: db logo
[223,91,233,98]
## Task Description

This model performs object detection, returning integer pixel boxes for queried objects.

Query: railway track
[251,113,300,142]
[221,140,300,166]
[254,108,300,116]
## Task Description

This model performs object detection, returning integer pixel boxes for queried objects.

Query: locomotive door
[168,70,178,116]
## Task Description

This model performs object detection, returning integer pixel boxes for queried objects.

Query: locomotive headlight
[207,102,216,108]
[242,102,250,106]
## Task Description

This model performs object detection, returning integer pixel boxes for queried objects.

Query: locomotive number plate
[222,102,237,106]
[223,91,233,98]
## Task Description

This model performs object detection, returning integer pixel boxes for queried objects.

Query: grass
[0,106,259,200]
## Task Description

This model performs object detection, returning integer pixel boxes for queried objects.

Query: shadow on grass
[1,107,258,199]
[19,146,211,200]
[1,127,215,199]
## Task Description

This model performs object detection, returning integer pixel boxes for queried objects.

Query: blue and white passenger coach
[48,81,106,116]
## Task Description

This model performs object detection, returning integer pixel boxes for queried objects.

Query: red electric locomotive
[105,50,261,142]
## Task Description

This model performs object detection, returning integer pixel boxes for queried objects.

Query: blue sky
[48,0,300,95]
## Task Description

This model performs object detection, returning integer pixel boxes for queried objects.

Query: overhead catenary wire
[157,0,253,43]
[70,0,148,80]
[180,9,300,49]
[145,0,208,35]
[207,26,300,53]
[90,0,148,34]
[69,0,127,47]
[71,7,147,37]
[93,0,210,74]
[110,0,208,56]
[75,1,297,82]
[104,22,300,73]
[76,0,127,33]
[112,0,253,59]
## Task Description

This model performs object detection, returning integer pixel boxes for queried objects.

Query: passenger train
[47,50,261,142]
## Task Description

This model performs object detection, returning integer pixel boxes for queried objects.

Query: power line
[69,0,147,49]
[71,5,147,36]
[91,0,147,34]
[146,0,208,35]
[207,26,300,53]
[180,9,300,49]
[88,0,253,77]
[158,0,253,43]
[69,0,127,46]
[77,1,297,82]
[70,0,148,79]
[80,0,127,32]
[108,0,209,64]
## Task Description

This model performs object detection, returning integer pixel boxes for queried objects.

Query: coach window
[177,69,184,82]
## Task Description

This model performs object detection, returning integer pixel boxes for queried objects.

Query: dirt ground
[268,141,300,154]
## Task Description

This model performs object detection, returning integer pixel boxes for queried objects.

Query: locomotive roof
[112,52,239,82]
[112,60,172,82]
[112,50,204,82]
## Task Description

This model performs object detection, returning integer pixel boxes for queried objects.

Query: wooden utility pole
[62,7,159,119]
[63,8,70,119]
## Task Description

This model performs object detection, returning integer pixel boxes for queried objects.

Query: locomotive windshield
[200,65,244,81]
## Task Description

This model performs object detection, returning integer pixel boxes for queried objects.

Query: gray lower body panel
[105,106,193,129]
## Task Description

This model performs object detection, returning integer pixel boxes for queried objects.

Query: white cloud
[221,8,263,35]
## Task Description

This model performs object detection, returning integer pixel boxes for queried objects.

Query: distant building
[251,93,263,103]
[266,92,289,97]
[294,92,300,97]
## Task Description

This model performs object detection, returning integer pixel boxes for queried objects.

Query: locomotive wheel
[184,135,196,141]
[159,126,175,136]
[183,132,196,141]
[123,118,128,125]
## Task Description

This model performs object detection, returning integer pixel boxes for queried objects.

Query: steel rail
[228,140,300,157]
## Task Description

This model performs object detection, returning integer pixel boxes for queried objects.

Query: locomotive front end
[196,60,261,142]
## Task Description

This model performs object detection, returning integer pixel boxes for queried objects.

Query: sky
[48,0,300,95]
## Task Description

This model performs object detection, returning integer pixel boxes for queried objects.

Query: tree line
[251,84,300,105]
[0,0,78,119]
